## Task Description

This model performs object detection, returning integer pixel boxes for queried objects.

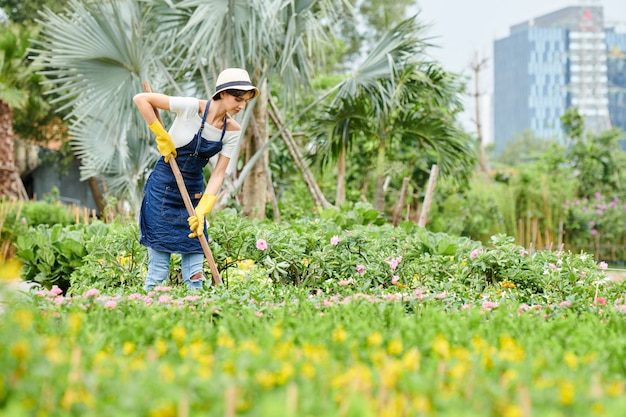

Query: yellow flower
[116,255,132,266]
[447,362,470,380]
[432,334,450,360]
[275,362,295,385]
[451,346,471,362]
[563,351,578,369]
[122,341,135,355]
[412,395,431,413]
[367,331,383,347]
[501,369,518,385]
[255,370,276,389]
[270,325,283,339]
[158,364,176,382]
[171,325,187,343]
[68,312,82,334]
[222,359,236,375]
[607,380,624,397]
[237,259,255,270]
[148,402,176,417]
[12,309,33,331]
[301,362,316,379]
[217,333,235,349]
[332,327,347,343]
[559,380,575,405]
[239,339,260,355]
[10,339,30,361]
[155,339,168,356]
[402,347,421,372]
[499,335,525,363]
[129,358,146,371]
[502,404,523,417]
[387,338,403,356]
[0,258,22,281]
[272,340,294,360]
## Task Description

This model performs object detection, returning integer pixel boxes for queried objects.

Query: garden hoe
[141,81,222,286]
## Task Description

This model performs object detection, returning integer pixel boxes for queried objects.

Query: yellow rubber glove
[148,120,177,162]
[187,194,217,238]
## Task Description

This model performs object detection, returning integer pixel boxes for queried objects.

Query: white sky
[416,0,626,143]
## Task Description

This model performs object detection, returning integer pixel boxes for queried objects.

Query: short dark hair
[214,89,251,100]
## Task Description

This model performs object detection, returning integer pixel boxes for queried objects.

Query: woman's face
[222,91,255,114]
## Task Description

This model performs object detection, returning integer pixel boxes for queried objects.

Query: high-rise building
[493,6,626,153]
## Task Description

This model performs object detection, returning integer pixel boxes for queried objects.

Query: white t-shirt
[168,97,240,159]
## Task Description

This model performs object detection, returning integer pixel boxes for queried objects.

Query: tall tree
[310,17,475,212]
[0,24,31,200]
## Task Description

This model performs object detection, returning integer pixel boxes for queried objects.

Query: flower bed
[2,277,626,416]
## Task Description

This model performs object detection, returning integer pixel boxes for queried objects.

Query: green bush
[14,222,108,293]
[69,222,147,293]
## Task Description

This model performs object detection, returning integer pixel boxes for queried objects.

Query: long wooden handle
[141,81,222,286]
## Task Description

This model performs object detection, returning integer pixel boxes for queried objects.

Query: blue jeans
[145,247,205,291]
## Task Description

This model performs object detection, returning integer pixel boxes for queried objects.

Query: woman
[133,68,258,291]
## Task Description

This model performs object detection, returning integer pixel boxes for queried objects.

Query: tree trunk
[335,143,346,206]
[87,176,105,215]
[373,140,386,212]
[241,81,269,219]
[267,97,332,209]
[0,101,28,201]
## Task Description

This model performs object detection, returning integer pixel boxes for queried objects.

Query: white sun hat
[211,68,259,100]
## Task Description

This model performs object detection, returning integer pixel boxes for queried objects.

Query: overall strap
[197,99,211,137]
[193,100,212,156]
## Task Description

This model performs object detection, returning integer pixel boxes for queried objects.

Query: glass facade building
[493,6,625,153]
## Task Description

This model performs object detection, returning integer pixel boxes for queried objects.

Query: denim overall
[139,100,226,254]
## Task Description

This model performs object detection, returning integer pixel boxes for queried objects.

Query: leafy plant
[69,222,147,293]
[14,222,107,292]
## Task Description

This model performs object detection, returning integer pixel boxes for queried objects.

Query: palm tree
[32,0,341,215]
[174,0,342,216]
[32,0,180,210]
[0,24,30,200]
[310,17,476,212]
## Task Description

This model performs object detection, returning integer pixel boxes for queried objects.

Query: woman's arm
[204,154,231,195]
[133,93,171,124]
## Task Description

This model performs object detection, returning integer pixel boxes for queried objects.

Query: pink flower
[386,256,402,270]
[462,304,471,310]
[391,275,400,285]
[104,300,117,309]
[154,286,172,292]
[49,286,63,297]
[158,295,173,304]
[435,292,446,299]
[338,279,352,286]
[559,301,572,307]
[330,235,340,246]
[83,289,100,297]
[255,311,263,317]
[256,239,268,250]
[355,264,365,274]
[482,301,498,311]
[595,297,607,306]
[469,249,480,259]
[591,229,598,235]
[598,261,608,270]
